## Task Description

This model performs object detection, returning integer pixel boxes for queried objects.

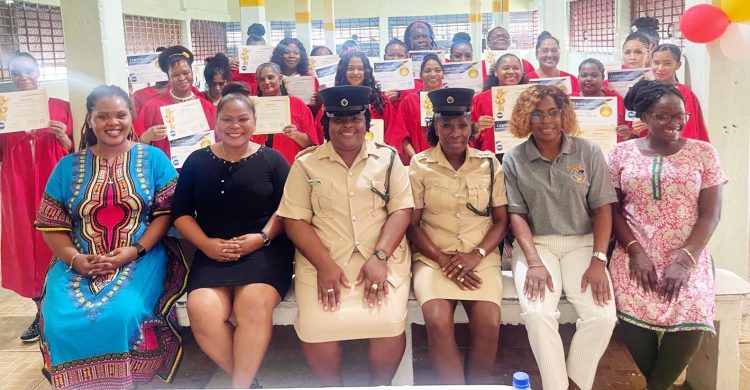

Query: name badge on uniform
[308,179,322,186]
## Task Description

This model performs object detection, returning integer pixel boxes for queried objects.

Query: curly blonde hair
[509,85,579,138]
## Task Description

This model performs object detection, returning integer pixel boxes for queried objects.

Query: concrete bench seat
[174,268,750,389]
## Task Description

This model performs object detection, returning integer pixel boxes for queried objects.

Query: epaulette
[294,145,319,160]
[373,141,398,153]
[474,149,495,158]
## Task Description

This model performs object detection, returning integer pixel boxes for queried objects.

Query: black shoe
[250,378,262,389]
[20,314,40,343]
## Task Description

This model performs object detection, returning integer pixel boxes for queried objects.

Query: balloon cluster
[680,0,750,63]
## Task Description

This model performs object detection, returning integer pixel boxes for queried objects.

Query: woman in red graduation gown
[526,31,579,94]
[253,62,318,164]
[647,44,710,142]
[0,52,73,342]
[313,51,408,155]
[398,53,444,163]
[271,37,321,111]
[134,45,216,158]
[471,53,528,152]
[481,27,535,84]
[229,23,267,94]
[202,53,231,106]
[383,38,419,111]
[573,58,631,142]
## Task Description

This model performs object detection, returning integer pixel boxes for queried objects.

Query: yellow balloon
[722,0,750,22]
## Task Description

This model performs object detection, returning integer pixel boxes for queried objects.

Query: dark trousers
[618,320,705,390]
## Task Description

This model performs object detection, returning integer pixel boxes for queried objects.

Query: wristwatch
[259,231,271,247]
[133,242,147,258]
[592,251,608,263]
[373,249,388,261]
[474,247,487,259]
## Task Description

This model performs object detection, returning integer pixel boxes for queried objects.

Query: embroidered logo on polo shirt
[569,164,586,183]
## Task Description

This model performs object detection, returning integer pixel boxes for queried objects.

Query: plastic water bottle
[512,371,530,389]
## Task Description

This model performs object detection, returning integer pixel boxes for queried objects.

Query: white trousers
[511,234,616,390]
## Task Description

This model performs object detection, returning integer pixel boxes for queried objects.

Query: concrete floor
[1,285,749,389]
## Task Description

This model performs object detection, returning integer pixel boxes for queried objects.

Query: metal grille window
[481,11,539,50]
[190,20,228,65]
[269,20,325,51]
[10,3,66,82]
[630,0,685,47]
[335,18,379,57]
[389,14,469,51]
[569,0,615,54]
[123,15,182,55]
[226,22,242,58]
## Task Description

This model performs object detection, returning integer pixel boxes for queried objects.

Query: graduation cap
[427,88,474,116]
[157,45,194,74]
[319,86,372,117]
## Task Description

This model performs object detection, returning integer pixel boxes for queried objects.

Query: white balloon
[720,22,750,62]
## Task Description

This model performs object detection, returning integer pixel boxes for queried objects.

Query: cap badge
[341,98,349,107]
[446,96,454,104]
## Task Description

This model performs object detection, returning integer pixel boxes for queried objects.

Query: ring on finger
[370,283,379,290]
[457,264,463,270]
[326,288,335,294]
[458,277,465,283]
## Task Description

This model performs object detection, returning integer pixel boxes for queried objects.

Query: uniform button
[221,179,225,183]
[452,193,458,198]
[456,234,463,240]
[348,171,353,176]
[355,240,360,246]
[220,190,225,194]
[348,191,354,197]
[352,216,357,221]
[455,213,460,218]
[453,172,458,177]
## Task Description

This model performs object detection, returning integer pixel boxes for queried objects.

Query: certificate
[238,45,275,74]
[419,91,434,127]
[308,55,340,74]
[169,130,215,169]
[0,89,50,134]
[366,119,384,144]
[284,75,316,104]
[571,97,618,156]
[373,59,415,91]
[409,50,444,78]
[493,121,526,154]
[161,99,210,141]
[442,61,483,93]
[127,52,167,84]
[491,84,534,122]
[483,50,523,70]
[252,96,291,134]
[607,68,654,98]
[529,76,573,95]
[314,63,338,88]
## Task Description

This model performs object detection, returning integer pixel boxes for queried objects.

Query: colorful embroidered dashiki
[34,143,188,389]
[608,140,727,333]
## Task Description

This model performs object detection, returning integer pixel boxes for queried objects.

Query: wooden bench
[174,268,750,389]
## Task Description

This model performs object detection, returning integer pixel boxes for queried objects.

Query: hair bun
[248,23,266,38]
[538,31,553,40]
[452,32,471,44]
[221,81,252,98]
[632,17,659,31]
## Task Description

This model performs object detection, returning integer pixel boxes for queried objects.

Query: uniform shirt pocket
[311,180,333,217]
[466,177,492,213]
[423,177,453,213]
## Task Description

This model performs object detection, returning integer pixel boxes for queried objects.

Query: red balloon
[680,4,731,43]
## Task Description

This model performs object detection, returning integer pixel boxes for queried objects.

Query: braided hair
[632,17,660,47]
[80,85,134,149]
[624,31,651,49]
[204,53,231,88]
[254,62,288,97]
[623,79,684,120]
[449,32,473,61]
[334,51,386,115]
[404,20,437,51]
[246,23,266,45]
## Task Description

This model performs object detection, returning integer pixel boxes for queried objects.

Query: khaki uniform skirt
[412,258,502,307]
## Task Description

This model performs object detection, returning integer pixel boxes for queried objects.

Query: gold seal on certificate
[442,61,482,93]
[373,59,416,91]
[571,97,618,156]
[368,119,384,143]
[0,89,50,134]
[161,99,211,141]
[252,96,292,134]
[170,130,216,168]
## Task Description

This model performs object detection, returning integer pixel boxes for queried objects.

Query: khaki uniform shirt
[409,145,508,271]
[277,141,415,287]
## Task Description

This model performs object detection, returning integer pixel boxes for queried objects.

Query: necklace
[221,142,250,162]
[170,89,195,103]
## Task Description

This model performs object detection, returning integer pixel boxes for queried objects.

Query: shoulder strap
[370,149,396,205]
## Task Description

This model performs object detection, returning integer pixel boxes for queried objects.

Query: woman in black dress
[171,82,293,388]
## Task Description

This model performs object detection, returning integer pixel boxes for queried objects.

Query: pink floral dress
[607,140,727,333]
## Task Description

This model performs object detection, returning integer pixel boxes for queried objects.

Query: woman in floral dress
[608,80,726,390]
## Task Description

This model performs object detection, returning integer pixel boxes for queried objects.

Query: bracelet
[624,240,639,252]
[528,263,545,269]
[67,253,82,272]
[679,248,697,266]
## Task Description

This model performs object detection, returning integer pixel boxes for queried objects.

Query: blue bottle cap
[513,371,530,389]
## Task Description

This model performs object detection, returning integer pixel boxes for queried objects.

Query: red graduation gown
[253,95,319,164]
[398,90,431,161]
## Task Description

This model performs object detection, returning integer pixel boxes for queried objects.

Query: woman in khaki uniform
[407,88,509,385]
[277,85,414,386]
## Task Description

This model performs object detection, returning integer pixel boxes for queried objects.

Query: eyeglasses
[646,112,691,125]
[578,72,602,80]
[538,48,560,55]
[530,108,561,123]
